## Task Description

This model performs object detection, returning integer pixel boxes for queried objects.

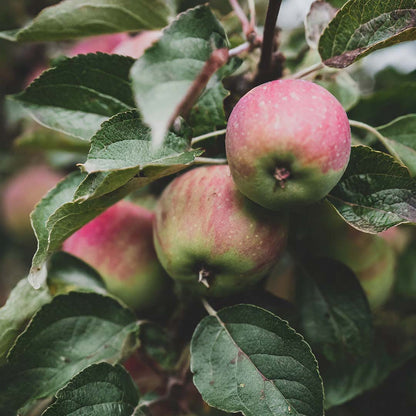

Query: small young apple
[226,79,351,210]
[62,200,170,310]
[153,165,288,297]
[1,165,62,239]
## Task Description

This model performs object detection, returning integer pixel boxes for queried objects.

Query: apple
[62,200,170,310]
[225,79,351,210]
[67,33,128,57]
[112,31,161,59]
[1,165,62,239]
[153,165,288,297]
[298,202,396,309]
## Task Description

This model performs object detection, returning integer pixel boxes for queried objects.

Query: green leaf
[297,258,374,362]
[139,323,178,371]
[42,363,141,416]
[82,111,202,173]
[327,145,416,233]
[12,53,135,140]
[131,5,228,148]
[305,1,337,49]
[0,292,140,416]
[14,125,90,153]
[319,0,416,68]
[30,171,137,287]
[348,80,416,126]
[188,57,241,136]
[0,279,52,365]
[377,114,416,176]
[0,0,170,42]
[47,251,107,295]
[191,304,324,416]
[315,71,360,111]
[29,112,201,287]
[322,342,392,408]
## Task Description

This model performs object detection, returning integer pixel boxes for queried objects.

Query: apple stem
[289,62,325,80]
[349,119,403,164]
[194,157,228,165]
[191,128,227,147]
[198,267,212,288]
[169,48,229,124]
[274,167,291,188]
[255,0,283,84]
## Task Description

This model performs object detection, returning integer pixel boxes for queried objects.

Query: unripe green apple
[1,165,62,239]
[225,79,351,210]
[153,165,288,297]
[62,200,170,310]
[299,202,396,309]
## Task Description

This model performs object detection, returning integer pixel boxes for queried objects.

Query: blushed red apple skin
[225,79,351,210]
[1,165,62,239]
[62,200,169,310]
[67,33,128,56]
[153,165,288,297]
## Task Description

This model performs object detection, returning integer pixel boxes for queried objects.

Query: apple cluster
[61,78,366,309]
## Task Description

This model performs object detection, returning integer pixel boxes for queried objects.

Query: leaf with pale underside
[305,1,337,49]
[0,279,52,365]
[14,125,90,153]
[191,304,324,416]
[315,70,360,111]
[377,114,416,176]
[0,292,140,416]
[131,5,228,148]
[0,0,170,42]
[327,145,416,233]
[319,0,416,68]
[12,53,135,141]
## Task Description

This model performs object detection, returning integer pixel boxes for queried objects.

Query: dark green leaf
[12,54,135,140]
[0,292,140,416]
[191,304,324,416]
[322,342,392,408]
[0,279,52,365]
[140,323,178,371]
[131,5,228,148]
[319,0,416,68]
[348,80,416,126]
[297,258,373,362]
[327,145,416,233]
[0,0,170,42]
[47,251,106,295]
[377,114,416,176]
[43,363,141,416]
